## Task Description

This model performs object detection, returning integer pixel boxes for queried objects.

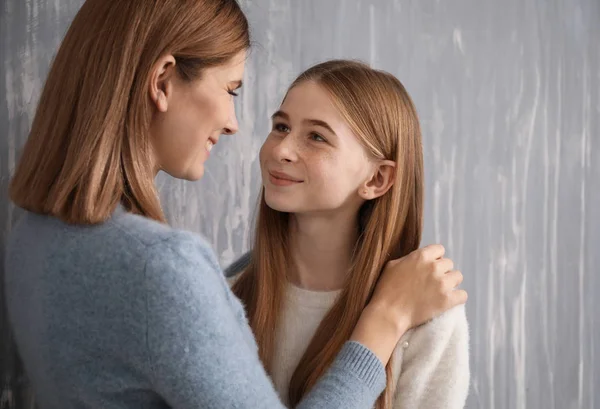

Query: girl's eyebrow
[271,110,336,136]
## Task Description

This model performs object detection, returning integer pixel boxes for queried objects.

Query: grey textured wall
[1,1,599,408]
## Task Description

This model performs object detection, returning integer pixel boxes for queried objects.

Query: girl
[230,60,470,409]
[4,2,467,409]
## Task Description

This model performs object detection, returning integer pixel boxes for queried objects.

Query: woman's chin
[163,162,205,182]
[185,165,205,181]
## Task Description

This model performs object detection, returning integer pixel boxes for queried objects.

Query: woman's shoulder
[110,208,202,247]
[102,210,223,288]
[109,209,215,259]
[7,209,214,272]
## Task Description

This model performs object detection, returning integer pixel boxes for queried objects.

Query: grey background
[1,0,599,408]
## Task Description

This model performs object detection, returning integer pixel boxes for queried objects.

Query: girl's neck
[287,209,359,292]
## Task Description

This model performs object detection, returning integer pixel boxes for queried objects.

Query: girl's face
[149,51,246,181]
[259,81,375,216]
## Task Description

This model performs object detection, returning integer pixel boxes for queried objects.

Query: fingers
[421,244,445,260]
[444,269,463,288]
[434,258,454,275]
[444,269,467,308]
[449,288,468,306]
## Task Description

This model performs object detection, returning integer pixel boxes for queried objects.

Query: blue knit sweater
[4,206,385,408]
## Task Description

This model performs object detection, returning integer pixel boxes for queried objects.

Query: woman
[229,60,470,409]
[4,1,467,408]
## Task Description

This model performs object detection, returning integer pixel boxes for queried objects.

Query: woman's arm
[226,245,468,368]
[393,305,470,409]
[143,233,386,409]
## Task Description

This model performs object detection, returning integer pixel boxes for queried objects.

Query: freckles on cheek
[311,161,337,191]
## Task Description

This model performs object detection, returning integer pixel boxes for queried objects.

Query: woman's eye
[310,133,326,142]
[228,90,239,97]
[274,123,290,133]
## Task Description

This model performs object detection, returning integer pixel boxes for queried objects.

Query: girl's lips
[268,171,303,186]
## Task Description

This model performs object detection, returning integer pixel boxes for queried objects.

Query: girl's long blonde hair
[232,60,424,408]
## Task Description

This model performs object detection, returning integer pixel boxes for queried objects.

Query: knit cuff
[333,341,387,394]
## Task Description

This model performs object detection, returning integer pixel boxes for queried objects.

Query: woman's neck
[288,209,359,292]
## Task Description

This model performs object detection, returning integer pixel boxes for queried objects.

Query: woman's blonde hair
[10,0,250,224]
[232,60,424,408]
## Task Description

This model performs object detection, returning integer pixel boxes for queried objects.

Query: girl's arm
[393,305,470,409]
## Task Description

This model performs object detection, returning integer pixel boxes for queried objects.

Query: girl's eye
[310,133,326,142]
[228,90,239,97]
[274,123,290,133]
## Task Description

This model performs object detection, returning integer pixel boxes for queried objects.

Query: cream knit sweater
[228,272,470,409]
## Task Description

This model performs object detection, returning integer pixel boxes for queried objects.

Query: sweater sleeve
[392,305,470,409]
[143,232,386,409]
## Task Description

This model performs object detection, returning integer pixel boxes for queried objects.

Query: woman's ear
[358,160,396,200]
[149,54,177,113]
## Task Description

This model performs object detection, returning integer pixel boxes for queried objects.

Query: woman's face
[149,51,246,181]
[259,81,375,216]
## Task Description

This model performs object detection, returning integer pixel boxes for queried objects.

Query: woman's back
[5,207,256,408]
